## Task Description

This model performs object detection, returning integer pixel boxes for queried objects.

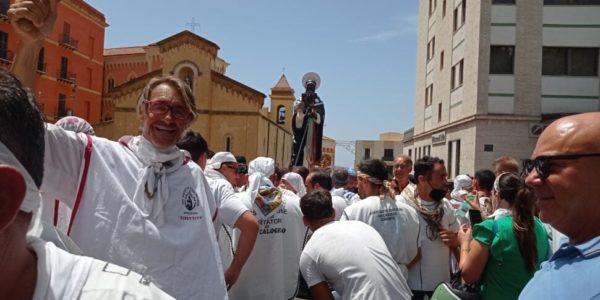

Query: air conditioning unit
[528,123,547,138]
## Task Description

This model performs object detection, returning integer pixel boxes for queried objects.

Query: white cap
[207,152,236,170]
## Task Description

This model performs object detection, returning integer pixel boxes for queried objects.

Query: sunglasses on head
[522,152,600,179]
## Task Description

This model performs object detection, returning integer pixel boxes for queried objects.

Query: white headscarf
[451,174,472,200]
[281,172,306,197]
[127,135,184,227]
[205,152,236,181]
[0,140,42,238]
[247,157,275,201]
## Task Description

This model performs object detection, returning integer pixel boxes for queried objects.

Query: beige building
[95,31,294,167]
[407,0,600,178]
[355,132,404,169]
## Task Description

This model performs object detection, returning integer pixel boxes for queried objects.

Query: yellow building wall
[96,31,291,165]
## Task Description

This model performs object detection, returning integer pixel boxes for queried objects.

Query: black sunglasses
[237,164,248,174]
[522,152,600,179]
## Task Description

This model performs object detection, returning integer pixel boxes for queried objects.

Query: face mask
[427,180,446,202]
[429,188,446,202]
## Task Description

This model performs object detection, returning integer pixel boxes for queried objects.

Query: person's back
[302,220,411,299]
[228,186,305,300]
[473,216,549,299]
[341,194,420,277]
[30,238,174,300]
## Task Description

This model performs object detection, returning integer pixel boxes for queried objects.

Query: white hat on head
[282,172,306,197]
[247,157,276,201]
[207,152,236,170]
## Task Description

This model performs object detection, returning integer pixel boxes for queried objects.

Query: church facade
[95,30,294,167]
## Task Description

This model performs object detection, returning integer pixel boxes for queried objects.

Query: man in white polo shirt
[300,190,412,300]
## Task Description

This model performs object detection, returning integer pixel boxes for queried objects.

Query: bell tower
[269,74,295,131]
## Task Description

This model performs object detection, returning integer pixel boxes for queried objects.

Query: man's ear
[0,166,27,232]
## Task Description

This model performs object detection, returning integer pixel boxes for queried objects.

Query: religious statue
[291,72,325,168]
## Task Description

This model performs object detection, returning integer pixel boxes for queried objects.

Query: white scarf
[127,135,184,226]
[247,157,275,201]
[281,172,306,197]
[0,140,43,238]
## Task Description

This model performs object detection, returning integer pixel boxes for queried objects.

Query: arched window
[173,62,198,90]
[277,105,286,124]
[224,134,233,152]
[178,66,194,91]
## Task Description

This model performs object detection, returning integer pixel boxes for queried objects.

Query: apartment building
[406,0,600,178]
[0,0,106,124]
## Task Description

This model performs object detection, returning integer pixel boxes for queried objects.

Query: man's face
[525,118,600,238]
[419,163,448,194]
[305,174,315,192]
[218,162,239,185]
[141,83,192,150]
[393,157,412,182]
[356,175,368,199]
[346,176,357,190]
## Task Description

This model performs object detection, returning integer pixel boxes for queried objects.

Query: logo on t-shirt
[182,187,199,211]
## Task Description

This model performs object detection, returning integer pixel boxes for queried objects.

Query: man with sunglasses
[203,152,259,290]
[520,112,600,299]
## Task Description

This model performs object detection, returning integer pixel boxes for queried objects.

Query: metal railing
[59,33,79,50]
[56,70,77,84]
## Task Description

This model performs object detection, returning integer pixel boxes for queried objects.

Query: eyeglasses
[237,164,248,174]
[144,100,192,120]
[221,163,238,170]
[522,152,600,179]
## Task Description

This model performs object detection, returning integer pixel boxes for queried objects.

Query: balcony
[59,33,78,50]
[57,70,77,84]
[0,49,14,65]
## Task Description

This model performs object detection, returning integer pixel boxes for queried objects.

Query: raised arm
[8,0,59,89]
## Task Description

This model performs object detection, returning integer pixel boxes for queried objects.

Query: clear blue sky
[86,0,419,168]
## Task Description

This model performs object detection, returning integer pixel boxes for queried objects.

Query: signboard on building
[432,131,446,145]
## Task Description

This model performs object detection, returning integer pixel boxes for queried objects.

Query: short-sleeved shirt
[341,195,421,277]
[473,216,550,300]
[30,238,174,300]
[300,221,412,300]
[402,198,459,292]
[519,235,600,300]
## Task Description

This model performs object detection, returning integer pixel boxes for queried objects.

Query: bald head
[526,112,600,244]
[534,112,600,157]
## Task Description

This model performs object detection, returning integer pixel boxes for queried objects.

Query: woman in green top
[457,172,550,300]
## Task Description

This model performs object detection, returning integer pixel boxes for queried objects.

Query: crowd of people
[1,0,600,299]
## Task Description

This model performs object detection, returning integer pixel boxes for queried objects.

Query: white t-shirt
[205,170,250,267]
[331,194,348,221]
[29,238,173,300]
[41,125,227,300]
[228,188,306,300]
[300,221,412,300]
[341,195,421,277]
[399,197,459,292]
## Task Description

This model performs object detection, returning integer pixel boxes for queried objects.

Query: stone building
[95,31,293,166]
[355,132,404,171]
[407,0,600,178]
